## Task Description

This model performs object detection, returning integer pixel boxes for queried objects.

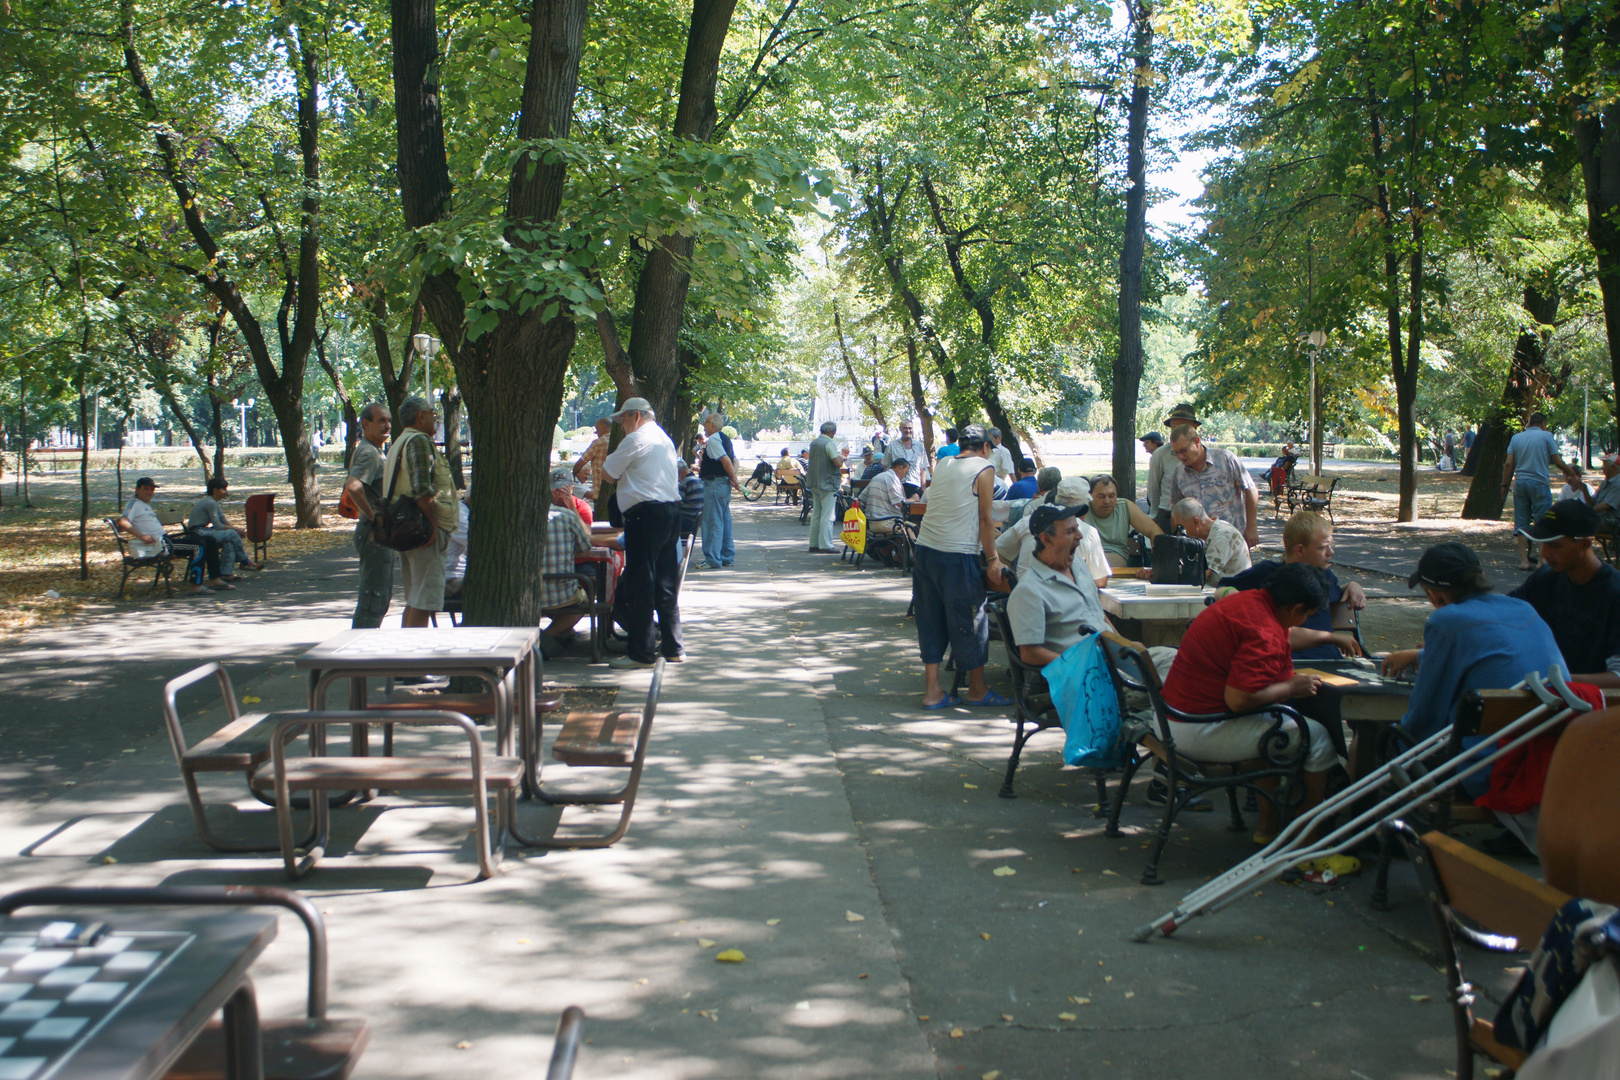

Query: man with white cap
[1579,451,1620,529]
[601,397,682,668]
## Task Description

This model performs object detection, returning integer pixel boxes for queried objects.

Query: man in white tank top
[913,424,1011,709]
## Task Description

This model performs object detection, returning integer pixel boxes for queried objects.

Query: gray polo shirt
[1006,556,1106,655]
[348,438,386,505]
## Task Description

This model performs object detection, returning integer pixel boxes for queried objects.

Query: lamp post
[411,333,441,409]
[1306,330,1327,474]
[234,397,255,447]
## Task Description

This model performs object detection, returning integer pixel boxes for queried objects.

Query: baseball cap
[1602,452,1619,464]
[1407,542,1480,589]
[135,476,157,489]
[609,396,653,420]
[1164,403,1200,426]
[1053,476,1091,507]
[1028,503,1079,535]
[1520,499,1600,542]
[1140,431,1164,445]
[549,466,574,489]
[958,423,987,448]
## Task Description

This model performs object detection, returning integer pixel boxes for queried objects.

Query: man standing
[1149,404,1199,532]
[1169,423,1260,547]
[1511,500,1620,687]
[1503,412,1579,571]
[601,397,683,668]
[389,396,458,628]
[882,420,926,488]
[698,413,741,570]
[987,426,1015,482]
[343,402,394,627]
[913,425,1009,709]
[1221,510,1366,660]
[807,420,848,553]
[574,417,611,491]
[1172,497,1251,583]
[116,477,214,597]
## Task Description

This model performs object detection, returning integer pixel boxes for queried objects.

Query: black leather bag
[371,494,435,552]
[1150,533,1206,586]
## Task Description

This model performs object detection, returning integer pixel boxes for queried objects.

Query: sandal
[964,690,1012,707]
[921,695,960,710]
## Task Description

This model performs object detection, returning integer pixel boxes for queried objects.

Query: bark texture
[1111,2,1152,502]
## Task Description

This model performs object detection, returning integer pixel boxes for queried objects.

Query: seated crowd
[114,474,262,596]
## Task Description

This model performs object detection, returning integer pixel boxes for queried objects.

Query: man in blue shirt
[1005,462,1039,500]
[1383,542,1562,740]
[1220,511,1366,660]
[1502,412,1578,571]
[1511,499,1620,688]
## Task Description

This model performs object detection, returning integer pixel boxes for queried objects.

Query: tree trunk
[77,370,90,581]
[19,382,31,508]
[209,397,228,482]
[441,385,466,489]
[372,295,421,428]
[905,333,936,457]
[1462,284,1564,518]
[393,0,587,627]
[624,0,740,423]
[1566,13,1620,440]
[833,302,885,428]
[1111,1,1152,502]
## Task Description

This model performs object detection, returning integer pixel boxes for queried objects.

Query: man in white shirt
[987,426,1015,482]
[601,397,683,669]
[116,477,213,597]
[1172,497,1253,584]
[882,420,927,489]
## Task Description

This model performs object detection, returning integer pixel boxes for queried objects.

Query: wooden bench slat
[253,756,524,791]
[553,710,642,767]
[1421,830,1570,945]
[366,692,564,717]
[183,713,277,769]
[1469,1017,1530,1070]
[166,1018,370,1080]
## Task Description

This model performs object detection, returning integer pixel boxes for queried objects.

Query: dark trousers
[1153,509,1173,535]
[614,500,683,662]
[174,530,222,580]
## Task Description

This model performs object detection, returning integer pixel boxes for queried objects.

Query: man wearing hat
[697,413,741,570]
[1169,419,1259,548]
[997,475,1108,584]
[115,476,217,597]
[1007,504,1109,668]
[601,397,683,668]
[550,466,592,523]
[1383,542,1563,739]
[1510,500,1620,687]
[1578,451,1620,529]
[1143,421,1178,534]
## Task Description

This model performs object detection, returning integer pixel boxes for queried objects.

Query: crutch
[1132,668,1590,941]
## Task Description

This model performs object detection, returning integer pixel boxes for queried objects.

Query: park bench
[1284,472,1340,521]
[0,884,369,1080]
[108,517,195,599]
[1387,822,1568,1078]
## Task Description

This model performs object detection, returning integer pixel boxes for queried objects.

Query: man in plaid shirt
[573,418,611,491]
[540,490,594,659]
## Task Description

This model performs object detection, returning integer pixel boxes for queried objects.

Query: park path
[0,502,1476,1079]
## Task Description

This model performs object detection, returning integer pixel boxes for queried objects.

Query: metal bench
[108,517,194,598]
[1285,472,1340,521]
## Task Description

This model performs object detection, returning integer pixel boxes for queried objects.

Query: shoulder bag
[370,431,437,551]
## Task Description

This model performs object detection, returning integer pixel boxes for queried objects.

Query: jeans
[351,521,396,628]
[809,487,838,549]
[614,500,683,662]
[192,527,248,575]
[911,544,988,670]
[701,478,734,567]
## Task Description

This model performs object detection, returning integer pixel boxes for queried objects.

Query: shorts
[400,529,449,611]
[1166,712,1337,772]
[1514,478,1553,532]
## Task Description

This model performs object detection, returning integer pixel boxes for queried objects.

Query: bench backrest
[1294,473,1335,489]
[1455,688,1540,737]
[1419,830,1569,945]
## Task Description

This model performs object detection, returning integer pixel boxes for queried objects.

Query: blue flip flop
[921,695,960,710]
[964,691,1012,707]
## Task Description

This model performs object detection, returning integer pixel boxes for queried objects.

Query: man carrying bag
[380,395,459,627]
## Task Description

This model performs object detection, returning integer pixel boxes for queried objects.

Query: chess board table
[0,911,274,1080]
[1098,580,1214,647]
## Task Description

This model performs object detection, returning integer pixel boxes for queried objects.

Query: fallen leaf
[765,918,781,926]
[1410,994,1431,1003]
[716,949,746,963]
[949,1028,964,1039]
[697,938,716,949]
[918,1015,930,1021]
[963,783,978,789]
[1311,1001,1322,1007]
[991,866,1016,877]
[1124,991,1135,999]
[1104,976,1113,983]
[1058,1012,1077,1021]
[845,910,865,922]
[1073,997,1091,1006]
[101,856,117,865]
[1000,1013,1013,1022]
[858,973,868,979]
[455,1042,472,1050]
[1101,869,1118,876]
[983,1072,1002,1080]
[1076,929,1083,935]
[516,939,530,945]
[871,769,886,775]
[636,979,648,986]
[980,932,992,940]
[795,1001,810,1011]
[242,695,261,704]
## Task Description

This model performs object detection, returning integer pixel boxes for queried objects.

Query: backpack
[371,431,438,552]
[1151,533,1206,586]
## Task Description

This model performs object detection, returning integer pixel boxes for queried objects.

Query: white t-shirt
[603,422,680,511]
[917,454,994,556]
[122,498,165,557]
[997,513,1109,582]
[988,444,1015,480]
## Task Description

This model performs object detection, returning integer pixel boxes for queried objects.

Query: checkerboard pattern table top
[296,627,539,669]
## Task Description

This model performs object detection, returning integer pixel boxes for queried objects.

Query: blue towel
[1043,634,1124,768]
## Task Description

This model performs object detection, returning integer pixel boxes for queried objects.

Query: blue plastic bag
[1043,633,1124,768]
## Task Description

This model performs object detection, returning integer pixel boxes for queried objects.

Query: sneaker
[662,653,685,663]
[609,655,656,670]
[1146,780,1214,812]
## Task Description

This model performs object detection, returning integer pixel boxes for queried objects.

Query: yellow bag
[841,503,868,553]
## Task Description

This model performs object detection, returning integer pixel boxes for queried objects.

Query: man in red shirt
[1159,561,1335,839]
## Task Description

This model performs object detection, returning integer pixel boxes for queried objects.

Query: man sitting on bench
[1511,499,1620,689]
[116,476,223,597]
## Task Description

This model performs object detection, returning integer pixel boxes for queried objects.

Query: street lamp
[234,397,255,447]
[1305,330,1327,474]
[411,333,441,408]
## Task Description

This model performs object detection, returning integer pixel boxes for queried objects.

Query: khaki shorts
[400,530,449,612]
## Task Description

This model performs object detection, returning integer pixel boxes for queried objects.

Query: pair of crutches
[1132,667,1591,942]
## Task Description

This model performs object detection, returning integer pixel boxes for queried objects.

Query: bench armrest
[162,662,239,761]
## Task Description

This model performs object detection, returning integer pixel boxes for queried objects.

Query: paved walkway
[0,505,1490,1079]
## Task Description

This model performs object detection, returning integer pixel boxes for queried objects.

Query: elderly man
[1503,412,1579,571]
[863,457,914,533]
[551,466,593,522]
[987,426,1016,481]
[1222,510,1366,660]
[573,417,611,490]
[1169,422,1259,547]
[1511,499,1620,687]
[854,447,882,481]
[1086,474,1162,568]
[1172,497,1251,584]
[538,475,596,660]
[997,476,1108,585]
[1007,504,1111,667]
[389,395,458,628]
[1149,404,1199,532]
[342,402,395,626]
[913,425,1009,709]
[1139,431,1167,528]
[1160,562,1337,840]
[882,420,927,488]
[807,420,849,553]
[601,397,683,668]
[697,413,741,570]
[115,477,216,597]
[1005,466,1062,526]
[1580,451,1620,528]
